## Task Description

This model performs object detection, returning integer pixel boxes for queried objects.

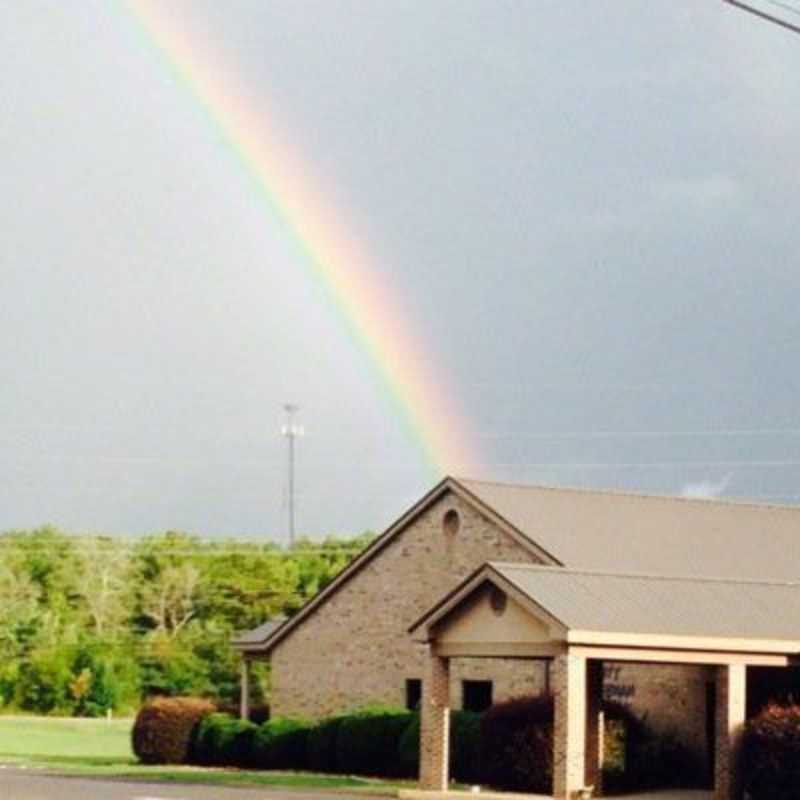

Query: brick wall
[270,489,543,717]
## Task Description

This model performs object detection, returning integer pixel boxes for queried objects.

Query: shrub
[480,694,553,794]
[307,715,347,773]
[600,700,708,793]
[132,696,216,764]
[478,695,653,795]
[335,707,415,777]
[742,702,800,799]
[451,710,482,783]
[253,717,313,770]
[192,712,258,767]
[626,726,708,791]
[601,702,651,792]
[394,713,420,779]
[397,710,481,782]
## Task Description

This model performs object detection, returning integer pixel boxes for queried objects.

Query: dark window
[463,680,493,712]
[406,678,422,711]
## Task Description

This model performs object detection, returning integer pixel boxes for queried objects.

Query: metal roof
[236,476,800,653]
[459,478,800,581]
[489,563,800,642]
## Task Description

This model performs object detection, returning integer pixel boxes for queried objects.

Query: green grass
[0,716,134,763]
[0,716,403,794]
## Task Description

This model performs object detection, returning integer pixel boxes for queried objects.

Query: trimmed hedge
[451,709,482,784]
[397,710,481,783]
[192,712,258,767]
[625,726,708,791]
[602,701,708,793]
[307,715,347,773]
[135,692,704,794]
[478,694,660,795]
[335,707,415,777]
[742,702,800,800]
[252,717,313,770]
[481,693,553,794]
[132,696,216,765]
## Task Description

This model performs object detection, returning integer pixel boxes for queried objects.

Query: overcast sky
[2,0,800,540]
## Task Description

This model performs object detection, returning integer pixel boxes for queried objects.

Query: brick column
[715,664,746,800]
[420,648,450,791]
[553,653,588,799]
[585,659,604,796]
[240,657,251,721]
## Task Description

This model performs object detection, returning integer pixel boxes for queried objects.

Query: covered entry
[409,563,800,800]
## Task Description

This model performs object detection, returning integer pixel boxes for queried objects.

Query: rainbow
[121,1,479,479]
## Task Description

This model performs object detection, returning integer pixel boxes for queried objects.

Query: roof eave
[568,629,800,655]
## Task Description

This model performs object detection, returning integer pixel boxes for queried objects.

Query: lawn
[0,716,402,793]
[0,716,134,765]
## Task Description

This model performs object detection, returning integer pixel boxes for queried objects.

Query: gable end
[234,476,560,655]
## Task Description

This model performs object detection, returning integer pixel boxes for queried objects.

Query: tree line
[0,526,373,716]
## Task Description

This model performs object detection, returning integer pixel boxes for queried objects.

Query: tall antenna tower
[281,403,303,547]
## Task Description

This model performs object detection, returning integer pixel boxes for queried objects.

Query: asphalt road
[0,769,716,800]
[0,768,368,800]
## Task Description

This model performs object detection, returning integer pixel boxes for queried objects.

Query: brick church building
[234,476,800,798]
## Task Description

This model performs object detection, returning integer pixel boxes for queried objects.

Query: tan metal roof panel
[492,562,800,641]
[460,478,800,581]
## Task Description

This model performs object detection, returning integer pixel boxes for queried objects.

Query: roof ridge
[455,476,800,513]
[487,561,800,588]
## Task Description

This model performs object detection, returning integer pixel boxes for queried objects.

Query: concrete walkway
[620,794,711,800]
[547,794,711,800]
[401,790,712,800]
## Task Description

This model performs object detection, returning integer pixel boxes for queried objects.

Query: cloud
[680,474,732,500]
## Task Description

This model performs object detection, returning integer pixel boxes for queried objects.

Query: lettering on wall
[604,664,636,704]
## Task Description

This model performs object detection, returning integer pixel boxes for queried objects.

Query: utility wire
[0,544,366,555]
[476,427,800,440]
[504,459,800,469]
[722,0,800,35]
[762,0,800,19]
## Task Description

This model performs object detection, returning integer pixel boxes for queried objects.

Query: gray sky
[2,0,800,540]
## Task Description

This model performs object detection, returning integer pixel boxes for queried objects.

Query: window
[462,679,493,712]
[406,678,422,711]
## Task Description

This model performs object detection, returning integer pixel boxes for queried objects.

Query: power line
[762,0,800,19]
[475,427,800,440]
[722,0,800,35]
[0,544,365,555]
[483,459,800,470]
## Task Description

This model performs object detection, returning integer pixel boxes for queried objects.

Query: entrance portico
[409,563,800,800]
